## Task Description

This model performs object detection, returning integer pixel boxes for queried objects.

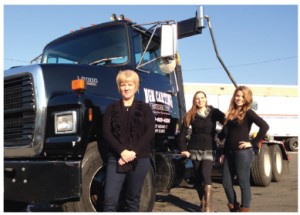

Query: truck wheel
[139,167,156,212]
[287,137,298,152]
[155,153,174,193]
[269,145,283,182]
[251,144,272,187]
[62,141,156,212]
[62,141,105,212]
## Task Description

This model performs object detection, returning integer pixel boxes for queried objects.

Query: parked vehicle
[4,6,289,212]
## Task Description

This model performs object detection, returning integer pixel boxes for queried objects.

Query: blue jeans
[103,157,150,212]
[222,148,254,208]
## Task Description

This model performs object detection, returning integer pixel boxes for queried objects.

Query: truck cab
[4,11,204,212]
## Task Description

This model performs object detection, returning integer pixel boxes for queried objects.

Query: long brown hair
[183,91,207,127]
[225,86,253,124]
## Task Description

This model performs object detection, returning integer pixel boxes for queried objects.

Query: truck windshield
[42,25,128,66]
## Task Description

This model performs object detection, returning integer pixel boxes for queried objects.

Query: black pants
[193,159,213,185]
[103,157,150,212]
[192,159,213,199]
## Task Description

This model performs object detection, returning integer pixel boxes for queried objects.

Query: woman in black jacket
[178,91,225,212]
[102,70,155,212]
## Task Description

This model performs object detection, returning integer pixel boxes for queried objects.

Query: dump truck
[4,6,289,212]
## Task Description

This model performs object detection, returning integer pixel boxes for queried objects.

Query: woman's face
[195,92,207,109]
[120,80,136,101]
[234,90,245,107]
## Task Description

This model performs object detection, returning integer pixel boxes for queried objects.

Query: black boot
[227,202,240,212]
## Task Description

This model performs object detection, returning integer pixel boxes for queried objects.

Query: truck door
[132,30,180,145]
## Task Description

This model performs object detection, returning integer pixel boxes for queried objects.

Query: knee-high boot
[204,185,213,212]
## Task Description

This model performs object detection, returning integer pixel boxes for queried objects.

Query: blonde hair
[226,86,253,124]
[183,91,207,127]
[116,70,140,93]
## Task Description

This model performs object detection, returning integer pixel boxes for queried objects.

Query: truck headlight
[54,111,77,134]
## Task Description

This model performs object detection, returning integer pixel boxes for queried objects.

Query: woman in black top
[178,91,225,212]
[102,70,155,212]
[219,86,269,212]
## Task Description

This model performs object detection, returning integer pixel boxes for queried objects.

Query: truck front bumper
[4,159,81,203]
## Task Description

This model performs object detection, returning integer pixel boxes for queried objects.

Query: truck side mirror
[161,24,177,57]
[160,24,177,74]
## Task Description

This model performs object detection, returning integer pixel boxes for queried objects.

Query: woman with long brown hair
[178,91,225,212]
[219,86,269,212]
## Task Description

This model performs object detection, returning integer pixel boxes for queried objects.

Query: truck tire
[155,153,175,193]
[62,141,105,212]
[62,141,155,212]
[269,145,283,182]
[286,137,298,152]
[251,144,272,187]
[139,167,156,211]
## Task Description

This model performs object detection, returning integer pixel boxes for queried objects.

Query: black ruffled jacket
[102,99,155,158]
[178,106,225,151]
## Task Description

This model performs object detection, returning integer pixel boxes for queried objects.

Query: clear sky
[3,4,298,86]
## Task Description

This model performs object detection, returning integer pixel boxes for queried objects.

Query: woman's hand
[219,154,225,164]
[239,141,252,149]
[120,149,136,163]
[118,158,126,166]
[181,151,191,158]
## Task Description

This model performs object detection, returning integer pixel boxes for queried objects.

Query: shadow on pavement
[156,194,201,212]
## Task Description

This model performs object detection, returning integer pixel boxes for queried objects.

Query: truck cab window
[133,31,165,75]
[42,25,129,66]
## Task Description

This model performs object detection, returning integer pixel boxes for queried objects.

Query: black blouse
[178,106,225,151]
[220,109,269,154]
[102,99,155,158]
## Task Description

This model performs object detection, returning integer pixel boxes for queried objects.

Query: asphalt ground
[153,152,298,212]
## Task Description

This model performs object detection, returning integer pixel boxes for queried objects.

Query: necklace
[124,106,130,111]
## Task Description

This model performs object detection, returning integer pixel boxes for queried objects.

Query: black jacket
[178,106,225,151]
[103,99,155,158]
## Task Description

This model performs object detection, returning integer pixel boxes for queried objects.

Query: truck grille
[4,74,36,146]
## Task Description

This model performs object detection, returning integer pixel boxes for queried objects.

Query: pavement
[152,152,298,212]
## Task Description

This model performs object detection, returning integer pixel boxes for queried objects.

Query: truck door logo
[144,88,173,108]
[144,88,173,134]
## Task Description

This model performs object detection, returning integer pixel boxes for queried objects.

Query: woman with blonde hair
[219,86,269,212]
[178,91,225,212]
[102,70,155,211]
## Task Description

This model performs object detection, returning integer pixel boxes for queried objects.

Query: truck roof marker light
[110,14,117,21]
[72,79,86,92]
[124,17,132,22]
[120,15,132,22]
[118,14,125,20]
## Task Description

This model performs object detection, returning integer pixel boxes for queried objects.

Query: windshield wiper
[89,56,123,66]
